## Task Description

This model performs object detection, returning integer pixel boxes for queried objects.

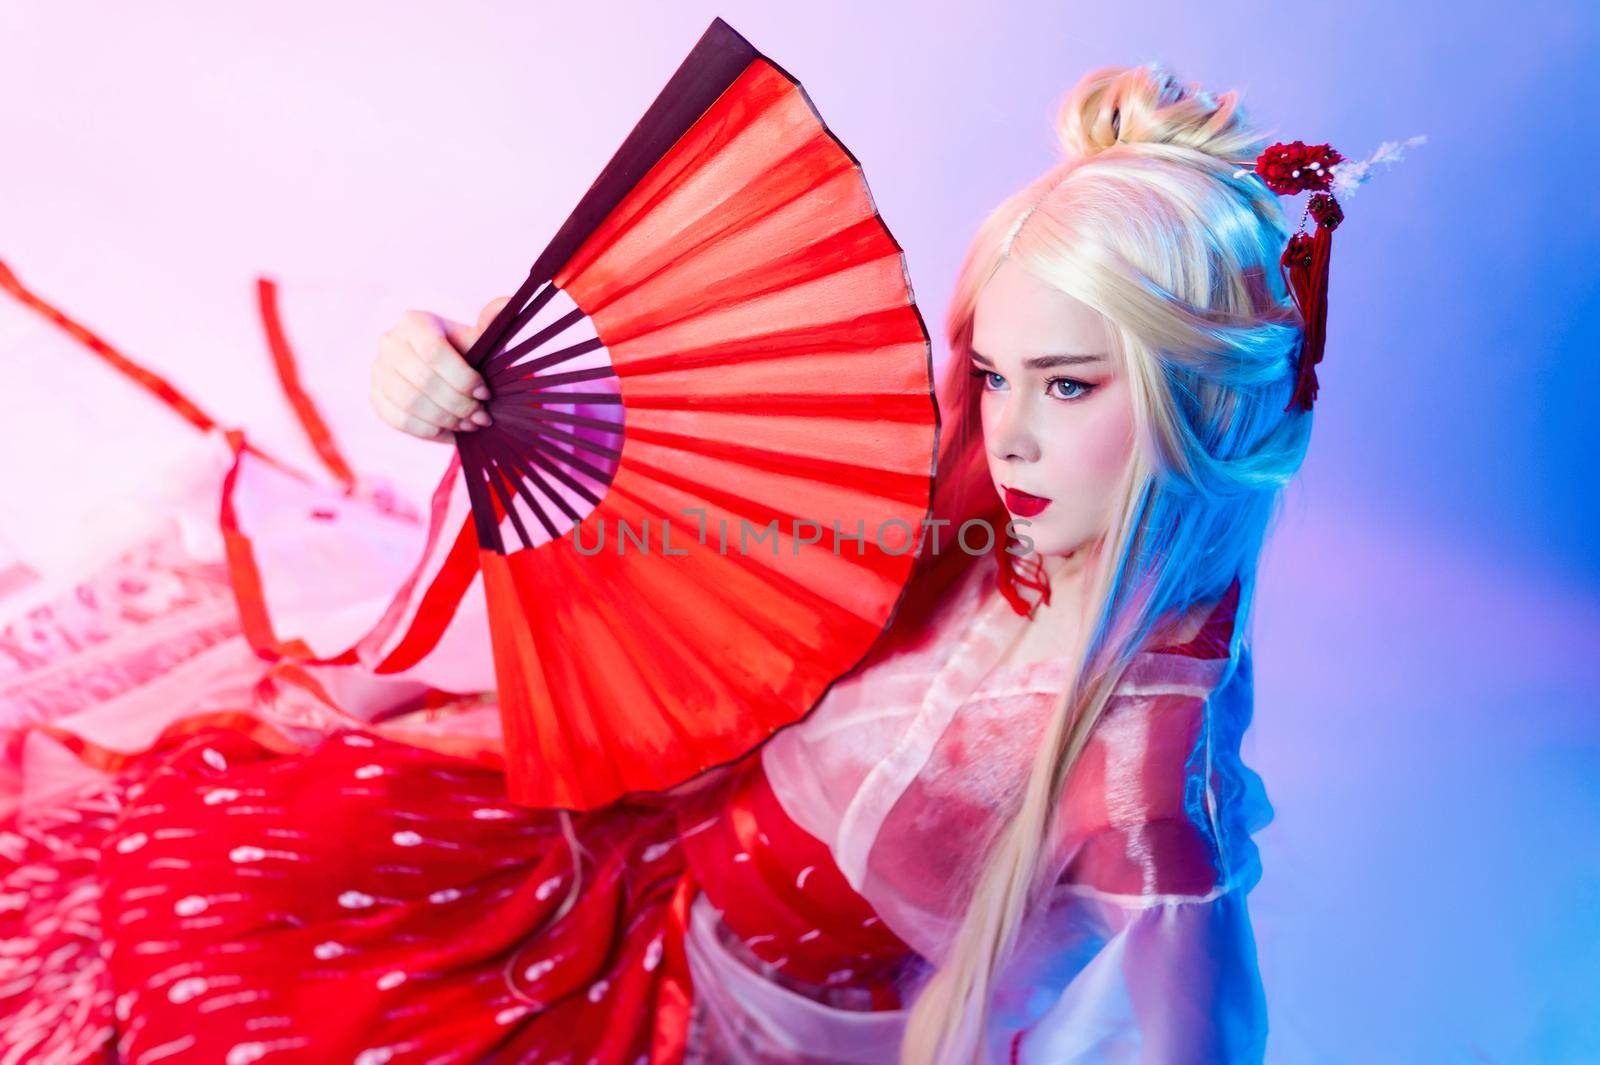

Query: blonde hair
[897,62,1313,1063]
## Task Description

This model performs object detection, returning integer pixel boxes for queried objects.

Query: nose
[985,393,1041,464]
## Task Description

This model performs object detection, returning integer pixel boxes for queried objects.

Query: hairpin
[1237,134,1427,411]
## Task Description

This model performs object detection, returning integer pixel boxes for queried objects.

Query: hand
[370,297,511,442]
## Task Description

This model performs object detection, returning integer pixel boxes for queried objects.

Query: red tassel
[1281,192,1343,412]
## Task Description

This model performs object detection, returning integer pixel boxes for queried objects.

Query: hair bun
[1055,62,1264,167]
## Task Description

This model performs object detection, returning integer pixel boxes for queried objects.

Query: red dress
[0,512,1256,1064]
[0,523,920,1065]
[90,720,917,1064]
[1,582,917,1064]
[1,264,1270,1064]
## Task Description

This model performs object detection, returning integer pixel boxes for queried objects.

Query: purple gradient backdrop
[2,2,1595,1060]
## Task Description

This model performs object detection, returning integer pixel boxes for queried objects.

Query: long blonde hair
[895,62,1314,1063]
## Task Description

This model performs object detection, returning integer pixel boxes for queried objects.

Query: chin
[1010,521,1093,562]
[1007,519,1063,557]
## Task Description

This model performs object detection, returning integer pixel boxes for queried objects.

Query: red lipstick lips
[1002,486,1051,518]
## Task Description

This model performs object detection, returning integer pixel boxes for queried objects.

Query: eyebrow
[969,349,1108,370]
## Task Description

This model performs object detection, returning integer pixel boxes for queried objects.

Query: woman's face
[969,258,1136,560]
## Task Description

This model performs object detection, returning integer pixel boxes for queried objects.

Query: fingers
[438,297,512,370]
[371,311,500,442]
[378,335,491,426]
[374,363,459,433]
[395,310,492,403]
[371,301,523,443]
[371,386,454,443]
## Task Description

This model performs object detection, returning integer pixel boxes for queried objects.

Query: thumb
[471,296,512,345]
[437,296,510,355]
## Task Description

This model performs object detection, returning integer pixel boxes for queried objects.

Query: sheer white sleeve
[989,650,1274,1064]
[989,878,1268,1064]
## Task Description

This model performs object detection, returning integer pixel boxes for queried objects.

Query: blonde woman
[362,61,1298,1062]
[0,60,1316,1065]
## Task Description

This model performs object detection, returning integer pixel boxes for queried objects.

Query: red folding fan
[455,17,937,811]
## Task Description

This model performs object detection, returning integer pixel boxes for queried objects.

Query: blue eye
[1046,377,1090,400]
[968,366,1095,402]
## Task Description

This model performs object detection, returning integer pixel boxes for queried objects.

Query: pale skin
[968,258,1138,671]
[368,297,510,441]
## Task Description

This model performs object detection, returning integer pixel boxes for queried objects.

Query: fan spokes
[459,282,625,554]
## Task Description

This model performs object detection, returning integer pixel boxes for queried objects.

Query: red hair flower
[1253,140,1345,195]
[1227,133,1425,412]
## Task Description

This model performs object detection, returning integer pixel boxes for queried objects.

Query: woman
[369,60,1293,1063]
[3,62,1297,1063]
